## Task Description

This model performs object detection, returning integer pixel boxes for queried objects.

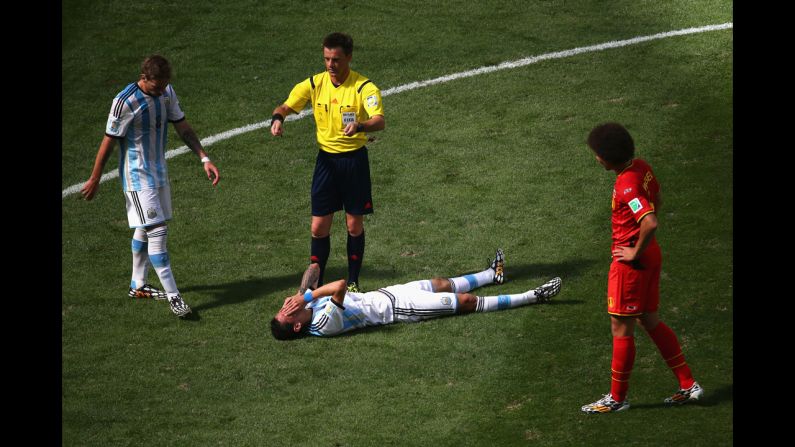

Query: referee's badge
[441,296,452,306]
[366,95,378,107]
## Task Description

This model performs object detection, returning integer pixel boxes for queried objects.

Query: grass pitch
[62,1,732,445]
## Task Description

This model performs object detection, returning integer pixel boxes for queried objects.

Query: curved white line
[63,22,732,199]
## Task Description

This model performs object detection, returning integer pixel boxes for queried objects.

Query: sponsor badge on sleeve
[628,198,643,213]
[366,95,378,108]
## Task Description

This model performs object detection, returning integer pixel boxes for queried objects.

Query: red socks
[647,321,695,389]
[610,336,635,402]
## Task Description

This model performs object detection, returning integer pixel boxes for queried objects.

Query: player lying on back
[270,249,561,339]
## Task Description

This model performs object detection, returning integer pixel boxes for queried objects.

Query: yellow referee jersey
[284,69,384,153]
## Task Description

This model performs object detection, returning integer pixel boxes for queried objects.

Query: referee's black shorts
[311,146,373,216]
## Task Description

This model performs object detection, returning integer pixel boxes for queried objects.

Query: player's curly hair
[587,122,635,165]
[270,317,304,341]
[323,32,353,55]
[140,54,172,81]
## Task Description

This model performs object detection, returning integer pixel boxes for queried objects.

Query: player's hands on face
[270,120,283,137]
[280,294,305,317]
[80,177,100,201]
[204,161,220,186]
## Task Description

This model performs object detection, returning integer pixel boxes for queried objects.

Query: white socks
[476,290,538,312]
[130,228,149,289]
[448,268,494,293]
[146,226,179,296]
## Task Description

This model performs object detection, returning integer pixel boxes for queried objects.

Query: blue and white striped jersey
[105,82,185,191]
[307,292,394,337]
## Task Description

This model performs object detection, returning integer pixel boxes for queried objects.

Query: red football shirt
[611,158,660,250]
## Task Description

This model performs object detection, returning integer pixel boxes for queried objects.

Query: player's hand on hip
[612,245,638,262]
[204,161,220,186]
[80,178,100,201]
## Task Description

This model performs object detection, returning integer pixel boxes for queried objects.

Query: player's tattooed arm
[173,120,204,155]
[298,263,320,294]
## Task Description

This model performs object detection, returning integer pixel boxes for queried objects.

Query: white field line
[62,22,732,199]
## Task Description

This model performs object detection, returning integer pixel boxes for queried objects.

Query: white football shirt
[308,291,394,337]
[105,82,185,191]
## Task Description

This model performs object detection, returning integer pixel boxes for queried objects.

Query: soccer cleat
[490,248,505,285]
[534,277,562,302]
[168,294,192,317]
[128,283,168,300]
[664,381,703,405]
[581,393,630,414]
[347,282,360,293]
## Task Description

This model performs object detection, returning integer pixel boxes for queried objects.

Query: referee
[270,32,385,292]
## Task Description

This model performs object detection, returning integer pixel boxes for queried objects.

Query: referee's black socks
[347,231,365,286]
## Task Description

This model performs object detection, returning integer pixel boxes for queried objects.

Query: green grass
[62,1,732,445]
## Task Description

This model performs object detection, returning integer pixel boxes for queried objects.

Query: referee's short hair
[587,122,635,165]
[323,32,353,55]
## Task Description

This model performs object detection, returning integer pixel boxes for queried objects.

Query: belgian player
[581,122,702,414]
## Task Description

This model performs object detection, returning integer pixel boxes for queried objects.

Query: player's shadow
[181,266,403,313]
[181,258,596,314]
[629,384,732,410]
[322,322,402,338]
[499,258,599,284]
[180,273,297,312]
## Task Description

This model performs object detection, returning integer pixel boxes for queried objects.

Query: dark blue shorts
[311,146,374,216]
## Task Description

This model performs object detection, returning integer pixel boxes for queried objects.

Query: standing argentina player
[81,55,220,318]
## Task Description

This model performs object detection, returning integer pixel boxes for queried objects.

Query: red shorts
[607,240,661,316]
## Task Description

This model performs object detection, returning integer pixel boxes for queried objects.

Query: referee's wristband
[303,290,313,302]
[356,123,365,132]
[200,156,211,163]
[272,113,284,124]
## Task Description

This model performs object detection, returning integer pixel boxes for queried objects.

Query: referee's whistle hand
[271,121,283,137]
[343,122,357,136]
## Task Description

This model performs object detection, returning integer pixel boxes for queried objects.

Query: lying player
[270,249,561,339]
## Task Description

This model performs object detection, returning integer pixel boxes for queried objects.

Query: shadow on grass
[181,266,405,313]
[629,383,732,410]
[180,259,595,314]
[502,258,600,283]
[312,322,402,339]
[545,299,585,306]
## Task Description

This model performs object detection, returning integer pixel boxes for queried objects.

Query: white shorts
[124,184,173,229]
[377,281,458,323]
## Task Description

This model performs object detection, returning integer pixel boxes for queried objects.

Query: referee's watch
[356,123,365,133]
